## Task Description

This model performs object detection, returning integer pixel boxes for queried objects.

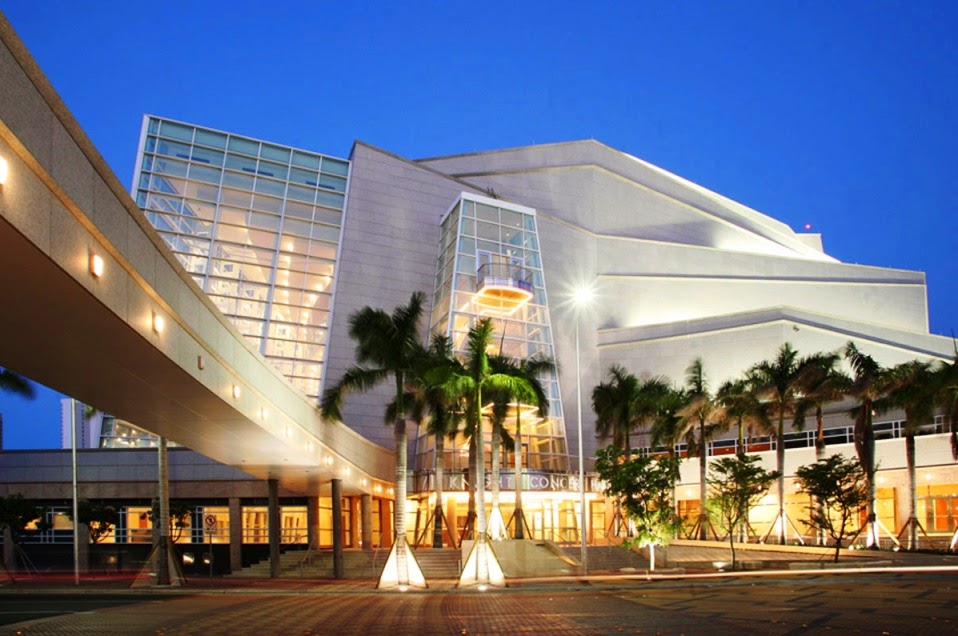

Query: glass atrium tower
[133,117,349,399]
[422,193,569,475]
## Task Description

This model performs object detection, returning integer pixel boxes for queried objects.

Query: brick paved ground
[1,571,956,635]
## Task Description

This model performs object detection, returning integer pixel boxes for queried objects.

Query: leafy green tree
[593,367,674,537]
[747,343,813,544]
[843,342,893,547]
[0,494,45,577]
[0,493,43,546]
[594,446,682,570]
[707,453,779,569]
[321,292,428,586]
[71,500,120,544]
[795,455,869,562]
[149,499,192,542]
[885,359,938,549]
[676,358,725,540]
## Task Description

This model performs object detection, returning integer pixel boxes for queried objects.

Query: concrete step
[561,545,650,572]
[412,548,461,579]
[229,549,384,579]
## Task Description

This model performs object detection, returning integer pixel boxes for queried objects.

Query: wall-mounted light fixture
[0,156,8,185]
[89,253,104,278]
[232,384,241,399]
[152,311,165,334]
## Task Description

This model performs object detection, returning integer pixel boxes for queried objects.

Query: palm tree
[0,368,35,399]
[592,367,673,537]
[937,350,958,460]
[676,358,725,540]
[483,381,512,540]
[320,291,428,589]
[634,377,676,442]
[649,385,691,524]
[592,365,641,457]
[405,333,464,549]
[843,341,892,548]
[489,354,552,540]
[429,318,527,586]
[649,386,689,460]
[747,343,813,545]
[794,350,851,546]
[886,359,938,549]
[716,378,765,455]
[801,352,851,462]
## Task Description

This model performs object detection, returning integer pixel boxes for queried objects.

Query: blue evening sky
[1,1,955,449]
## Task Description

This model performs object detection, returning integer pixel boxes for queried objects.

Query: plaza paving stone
[1,571,956,635]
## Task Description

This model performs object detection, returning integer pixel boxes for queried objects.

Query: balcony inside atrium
[475,260,534,316]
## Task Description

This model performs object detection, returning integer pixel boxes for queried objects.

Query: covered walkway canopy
[0,16,392,498]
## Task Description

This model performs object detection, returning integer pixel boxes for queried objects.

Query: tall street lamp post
[574,285,593,575]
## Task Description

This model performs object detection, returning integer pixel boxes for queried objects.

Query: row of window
[147,119,348,177]
[23,500,367,548]
[142,149,348,194]
[139,171,345,213]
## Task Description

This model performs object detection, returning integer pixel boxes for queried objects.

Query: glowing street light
[573,284,593,575]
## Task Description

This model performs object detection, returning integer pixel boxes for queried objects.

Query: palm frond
[0,369,35,399]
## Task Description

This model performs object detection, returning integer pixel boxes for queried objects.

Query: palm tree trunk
[698,419,708,541]
[394,418,408,544]
[474,390,489,583]
[433,433,445,548]
[814,405,826,545]
[863,417,878,548]
[776,414,786,545]
[491,420,501,508]
[465,433,477,540]
[514,412,524,540]
[815,406,826,461]
[475,391,487,538]
[906,432,917,550]
[488,418,505,540]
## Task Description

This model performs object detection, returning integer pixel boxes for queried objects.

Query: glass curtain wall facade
[421,193,568,475]
[133,117,349,399]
